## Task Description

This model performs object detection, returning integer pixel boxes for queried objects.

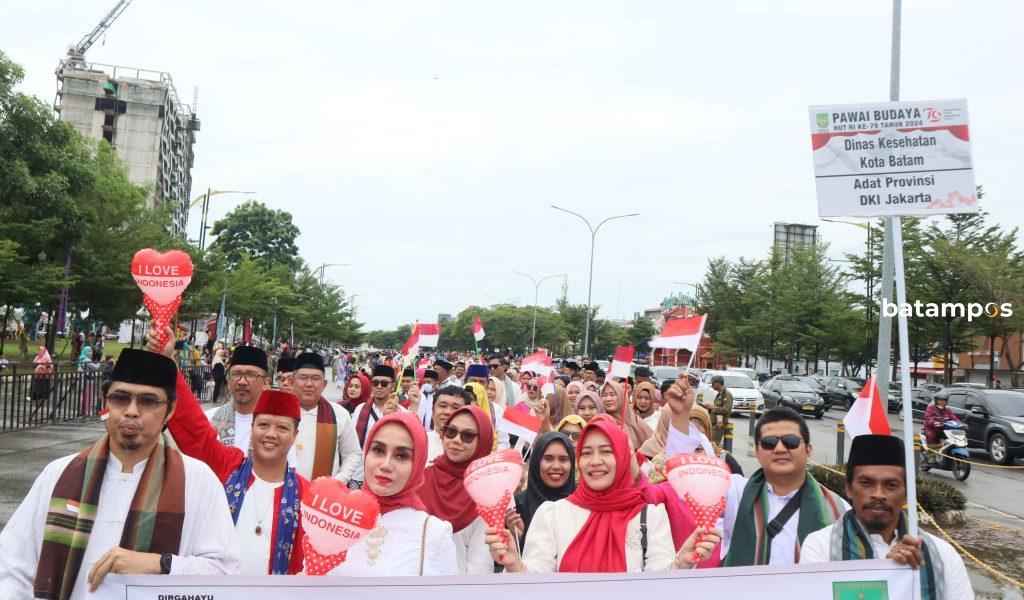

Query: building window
[102,130,114,144]
[103,113,116,127]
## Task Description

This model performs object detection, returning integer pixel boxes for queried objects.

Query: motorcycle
[920,420,971,481]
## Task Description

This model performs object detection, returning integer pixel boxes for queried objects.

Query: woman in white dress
[485,421,720,573]
[326,412,458,576]
[419,405,496,574]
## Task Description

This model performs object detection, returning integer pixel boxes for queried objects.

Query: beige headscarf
[600,381,653,449]
[631,381,659,419]
[638,408,671,458]
[489,375,507,407]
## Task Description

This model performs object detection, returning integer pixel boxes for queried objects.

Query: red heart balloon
[300,477,380,556]
[131,248,193,305]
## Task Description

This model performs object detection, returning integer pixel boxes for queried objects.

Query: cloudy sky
[5,1,1022,330]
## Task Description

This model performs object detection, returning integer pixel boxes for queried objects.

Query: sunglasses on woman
[441,425,479,444]
[528,385,540,392]
[757,434,804,451]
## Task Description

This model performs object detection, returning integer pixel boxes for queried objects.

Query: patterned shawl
[224,456,301,574]
[35,434,185,600]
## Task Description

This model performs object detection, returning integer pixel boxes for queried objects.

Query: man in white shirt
[801,434,973,600]
[721,406,849,567]
[435,359,455,387]
[0,349,239,598]
[290,352,360,483]
[426,386,469,462]
[205,346,285,459]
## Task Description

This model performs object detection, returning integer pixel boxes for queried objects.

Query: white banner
[809,99,976,217]
[99,560,917,600]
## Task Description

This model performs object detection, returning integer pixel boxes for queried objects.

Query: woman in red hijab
[325,412,458,576]
[419,405,496,574]
[485,421,720,573]
[341,371,371,413]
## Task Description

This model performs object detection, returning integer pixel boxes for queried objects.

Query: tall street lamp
[822,218,873,373]
[514,271,566,350]
[313,263,350,286]
[190,189,257,250]
[551,206,638,357]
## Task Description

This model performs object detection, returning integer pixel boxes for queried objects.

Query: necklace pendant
[255,524,263,536]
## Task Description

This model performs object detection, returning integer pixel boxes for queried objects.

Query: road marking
[967,502,1024,522]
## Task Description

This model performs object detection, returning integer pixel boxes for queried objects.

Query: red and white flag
[494,403,542,444]
[521,351,553,377]
[417,323,440,347]
[610,345,634,379]
[401,324,420,357]
[843,375,892,438]
[649,315,707,351]
[473,316,485,342]
[99,409,110,421]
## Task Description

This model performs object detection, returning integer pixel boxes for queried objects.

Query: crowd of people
[0,329,973,599]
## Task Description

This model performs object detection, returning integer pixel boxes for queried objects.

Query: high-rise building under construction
[55,59,199,236]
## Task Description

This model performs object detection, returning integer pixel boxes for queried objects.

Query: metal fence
[0,362,213,433]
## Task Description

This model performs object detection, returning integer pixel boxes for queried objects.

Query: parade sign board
[809,99,976,217]
[102,560,915,599]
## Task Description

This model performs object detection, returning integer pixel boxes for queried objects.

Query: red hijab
[559,421,646,573]
[344,372,371,410]
[364,412,427,514]
[419,405,495,532]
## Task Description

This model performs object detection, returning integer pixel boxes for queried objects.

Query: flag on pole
[473,316,485,341]
[843,375,892,438]
[494,403,542,444]
[401,323,420,357]
[417,323,440,347]
[610,345,634,379]
[521,351,553,377]
[649,314,707,351]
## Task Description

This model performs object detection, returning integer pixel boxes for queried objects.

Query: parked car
[934,388,1024,465]
[761,377,825,418]
[921,383,944,394]
[696,370,765,415]
[950,382,986,389]
[824,377,866,410]
[650,366,683,388]
[726,367,758,382]
[887,383,903,413]
[898,387,935,421]
[794,376,831,410]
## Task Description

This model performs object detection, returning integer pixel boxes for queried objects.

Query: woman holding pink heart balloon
[485,421,720,573]
[419,405,498,574]
[324,412,458,576]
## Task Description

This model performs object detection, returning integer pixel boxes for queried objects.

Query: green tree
[209,201,301,271]
[627,316,657,354]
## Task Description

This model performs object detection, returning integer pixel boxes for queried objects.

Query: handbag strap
[640,505,649,563]
[418,515,429,576]
[764,487,802,563]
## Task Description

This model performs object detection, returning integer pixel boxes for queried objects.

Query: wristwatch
[159,553,173,575]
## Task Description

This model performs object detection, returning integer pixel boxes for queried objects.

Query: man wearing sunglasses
[203,344,274,456]
[487,355,518,407]
[800,434,972,600]
[0,349,239,597]
[289,352,360,484]
[722,407,849,567]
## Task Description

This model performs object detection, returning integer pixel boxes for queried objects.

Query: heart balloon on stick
[665,453,732,562]
[131,249,193,350]
[300,477,380,575]
[463,449,524,558]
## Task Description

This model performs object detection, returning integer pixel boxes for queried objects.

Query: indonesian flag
[521,351,553,377]
[610,345,634,379]
[843,375,892,438]
[417,323,440,348]
[401,324,420,356]
[473,316,485,341]
[494,403,542,444]
[649,315,707,351]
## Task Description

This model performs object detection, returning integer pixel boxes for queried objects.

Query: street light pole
[190,189,257,251]
[514,271,566,350]
[551,206,638,357]
[313,263,350,286]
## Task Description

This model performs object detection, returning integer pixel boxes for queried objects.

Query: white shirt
[326,508,458,576]
[665,422,715,456]
[204,407,299,466]
[721,476,851,565]
[234,473,282,575]
[521,499,676,573]
[0,451,240,599]
[801,522,974,600]
[293,400,361,483]
[426,429,444,465]
[453,516,494,574]
[642,408,662,431]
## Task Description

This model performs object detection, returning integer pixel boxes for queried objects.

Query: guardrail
[0,363,212,433]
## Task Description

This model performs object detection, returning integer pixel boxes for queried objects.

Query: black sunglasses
[757,434,804,451]
[371,379,392,388]
[488,363,500,369]
[528,385,540,391]
[565,431,581,441]
[107,390,166,411]
[441,425,479,444]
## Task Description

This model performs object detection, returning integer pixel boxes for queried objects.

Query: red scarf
[364,412,427,514]
[419,405,495,532]
[344,372,371,411]
[559,421,646,573]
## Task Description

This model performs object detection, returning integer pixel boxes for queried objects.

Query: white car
[696,369,765,414]
[727,366,758,382]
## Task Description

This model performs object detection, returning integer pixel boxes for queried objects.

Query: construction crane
[66,0,135,65]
